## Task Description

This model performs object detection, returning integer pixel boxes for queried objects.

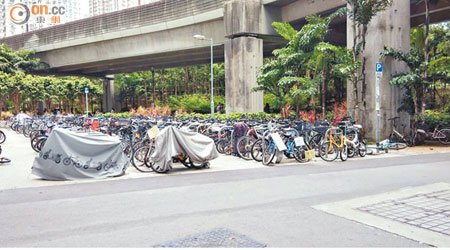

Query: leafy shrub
[96,112,131,118]
[424,110,450,129]
[264,93,281,113]
[169,94,225,114]
[175,112,281,121]
[0,111,14,120]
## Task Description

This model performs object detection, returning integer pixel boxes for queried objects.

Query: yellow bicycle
[319,126,348,162]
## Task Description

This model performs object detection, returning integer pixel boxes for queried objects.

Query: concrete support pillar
[102,79,120,112]
[225,37,264,113]
[347,1,410,139]
[224,0,264,114]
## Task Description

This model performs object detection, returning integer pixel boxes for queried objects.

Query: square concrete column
[224,0,264,114]
[347,1,410,139]
[103,79,120,112]
[225,36,264,114]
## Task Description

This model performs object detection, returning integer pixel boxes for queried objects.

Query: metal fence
[0,0,225,50]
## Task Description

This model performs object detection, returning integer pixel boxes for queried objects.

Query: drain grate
[357,189,450,236]
[153,228,266,248]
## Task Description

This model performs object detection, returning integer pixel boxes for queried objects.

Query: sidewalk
[1,128,449,191]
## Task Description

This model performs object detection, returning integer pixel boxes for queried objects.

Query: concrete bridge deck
[1,0,448,77]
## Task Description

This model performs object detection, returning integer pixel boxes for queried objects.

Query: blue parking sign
[376,63,383,73]
[84,87,89,93]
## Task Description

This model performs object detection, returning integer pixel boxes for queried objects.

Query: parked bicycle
[411,121,450,145]
[388,117,412,146]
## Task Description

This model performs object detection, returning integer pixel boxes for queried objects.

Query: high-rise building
[0,0,161,38]
[88,0,161,17]
[88,0,138,17]
[1,0,6,37]
[0,0,90,38]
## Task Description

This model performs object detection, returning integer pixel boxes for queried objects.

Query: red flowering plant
[299,110,317,123]
[333,101,347,122]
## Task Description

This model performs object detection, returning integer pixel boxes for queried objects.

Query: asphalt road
[1,149,450,247]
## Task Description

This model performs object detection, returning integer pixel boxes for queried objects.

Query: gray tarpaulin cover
[150,126,219,172]
[32,128,129,180]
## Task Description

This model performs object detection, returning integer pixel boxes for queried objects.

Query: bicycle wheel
[319,141,338,162]
[30,130,41,140]
[262,142,276,166]
[36,137,47,152]
[347,145,356,158]
[0,130,5,144]
[236,136,255,160]
[389,133,405,144]
[358,141,367,157]
[293,146,307,163]
[23,127,30,138]
[216,140,227,154]
[309,134,322,156]
[0,157,11,164]
[340,145,348,161]
[223,142,233,155]
[251,138,264,162]
[188,158,207,169]
[144,145,155,168]
[131,145,153,172]
[31,136,44,152]
[150,164,169,173]
[437,129,450,145]
[403,135,413,146]
[388,142,408,150]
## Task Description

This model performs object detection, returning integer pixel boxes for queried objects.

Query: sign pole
[375,63,383,152]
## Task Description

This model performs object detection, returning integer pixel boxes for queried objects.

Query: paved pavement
[0,128,450,247]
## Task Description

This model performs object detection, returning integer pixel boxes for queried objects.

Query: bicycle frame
[326,128,345,151]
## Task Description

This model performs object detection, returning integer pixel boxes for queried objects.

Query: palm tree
[254,8,346,115]
[309,43,356,118]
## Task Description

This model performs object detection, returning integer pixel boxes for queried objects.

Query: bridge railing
[0,0,225,51]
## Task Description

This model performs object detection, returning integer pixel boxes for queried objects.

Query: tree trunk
[144,81,149,108]
[421,0,430,118]
[184,67,189,95]
[351,20,359,122]
[361,56,367,108]
[321,70,327,118]
[45,100,52,114]
[0,98,3,119]
[12,92,21,114]
[78,95,84,114]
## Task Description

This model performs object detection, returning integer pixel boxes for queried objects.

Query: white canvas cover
[149,126,219,172]
[32,128,129,180]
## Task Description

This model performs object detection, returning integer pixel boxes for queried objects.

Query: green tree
[254,8,349,115]
[0,44,45,74]
[411,0,449,115]
[383,23,450,121]
[308,42,357,117]
[0,72,11,117]
[380,48,424,121]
